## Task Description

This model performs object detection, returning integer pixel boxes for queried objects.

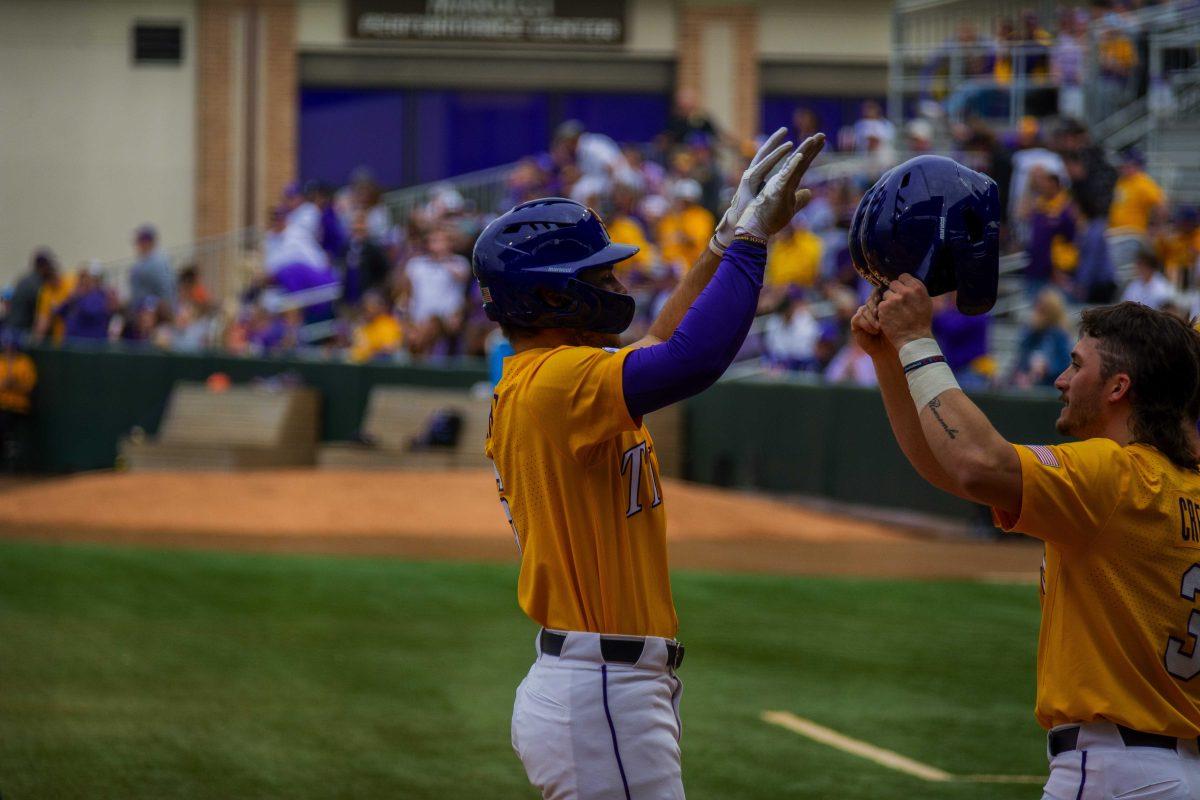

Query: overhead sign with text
[348,0,627,45]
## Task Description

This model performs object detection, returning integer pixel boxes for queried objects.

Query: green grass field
[0,540,1046,799]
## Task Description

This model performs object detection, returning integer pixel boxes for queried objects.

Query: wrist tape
[899,338,960,408]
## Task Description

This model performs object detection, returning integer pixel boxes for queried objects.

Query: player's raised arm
[844,155,1015,509]
[876,275,1021,513]
[633,128,822,347]
[850,295,959,496]
[620,134,825,419]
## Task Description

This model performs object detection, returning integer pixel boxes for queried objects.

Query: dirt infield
[0,469,1042,580]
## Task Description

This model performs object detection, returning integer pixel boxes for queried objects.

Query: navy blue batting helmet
[472,198,638,334]
[850,155,1000,315]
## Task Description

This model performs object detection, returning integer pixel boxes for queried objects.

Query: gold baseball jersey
[485,345,677,639]
[993,439,1200,737]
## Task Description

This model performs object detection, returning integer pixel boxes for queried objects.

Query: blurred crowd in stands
[6,0,1199,399]
[918,0,1196,121]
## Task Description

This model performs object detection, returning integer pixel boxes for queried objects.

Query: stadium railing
[96,227,259,313]
[890,0,1200,158]
[382,162,518,225]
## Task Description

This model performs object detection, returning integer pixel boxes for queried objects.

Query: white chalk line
[761,710,1043,784]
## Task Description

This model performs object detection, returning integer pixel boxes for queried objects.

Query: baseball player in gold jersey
[476,130,825,799]
[855,279,1200,799]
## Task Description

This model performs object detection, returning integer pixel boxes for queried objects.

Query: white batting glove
[734,133,826,242]
[709,127,794,256]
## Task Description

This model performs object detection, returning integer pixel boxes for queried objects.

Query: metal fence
[381,163,519,226]
[890,0,1200,132]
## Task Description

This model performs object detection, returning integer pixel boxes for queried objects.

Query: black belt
[539,629,684,670]
[1049,725,1189,757]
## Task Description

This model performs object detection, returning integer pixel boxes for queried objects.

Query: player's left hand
[877,274,934,347]
[734,133,826,241]
[709,127,794,255]
[851,289,896,359]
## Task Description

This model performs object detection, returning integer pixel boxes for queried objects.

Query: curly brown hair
[1079,302,1200,470]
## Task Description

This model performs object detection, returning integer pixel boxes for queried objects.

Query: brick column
[195,0,296,238]
[195,2,236,241]
[260,1,297,230]
[676,5,760,143]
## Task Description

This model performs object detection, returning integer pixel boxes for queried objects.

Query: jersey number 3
[1165,563,1200,680]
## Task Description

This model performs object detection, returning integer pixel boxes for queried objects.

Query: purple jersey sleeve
[622,239,766,418]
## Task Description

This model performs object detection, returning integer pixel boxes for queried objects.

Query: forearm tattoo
[927,397,959,439]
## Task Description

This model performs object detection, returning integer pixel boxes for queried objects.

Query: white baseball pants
[1042,722,1200,799]
[511,630,685,800]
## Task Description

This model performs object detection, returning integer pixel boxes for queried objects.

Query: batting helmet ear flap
[945,171,1001,315]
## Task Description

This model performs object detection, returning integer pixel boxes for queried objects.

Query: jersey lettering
[620,441,663,518]
[1165,563,1200,680]
[1182,497,1200,542]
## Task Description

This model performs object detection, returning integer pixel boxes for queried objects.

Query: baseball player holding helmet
[477,128,825,799]
[852,155,1200,798]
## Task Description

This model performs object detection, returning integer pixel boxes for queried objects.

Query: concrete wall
[297,0,342,48]
[758,0,891,64]
[0,0,196,285]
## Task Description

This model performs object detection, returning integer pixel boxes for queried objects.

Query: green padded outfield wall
[27,346,488,473]
[684,376,1066,521]
[28,347,1065,522]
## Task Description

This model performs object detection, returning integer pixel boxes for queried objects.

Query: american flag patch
[481,286,493,303]
[1024,445,1060,468]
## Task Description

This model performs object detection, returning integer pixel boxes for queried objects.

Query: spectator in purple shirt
[56,262,115,342]
[931,292,992,390]
[121,296,169,348]
[245,305,299,355]
[314,182,347,261]
[1020,167,1076,294]
[1071,200,1118,304]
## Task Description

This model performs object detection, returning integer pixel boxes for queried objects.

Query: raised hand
[709,127,794,255]
[734,133,826,242]
[877,273,935,347]
[850,289,896,358]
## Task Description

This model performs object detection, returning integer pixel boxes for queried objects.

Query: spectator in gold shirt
[656,179,714,274]
[0,329,36,471]
[1157,206,1200,291]
[766,214,824,289]
[33,255,75,344]
[350,291,402,363]
[605,183,659,285]
[1109,150,1166,234]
